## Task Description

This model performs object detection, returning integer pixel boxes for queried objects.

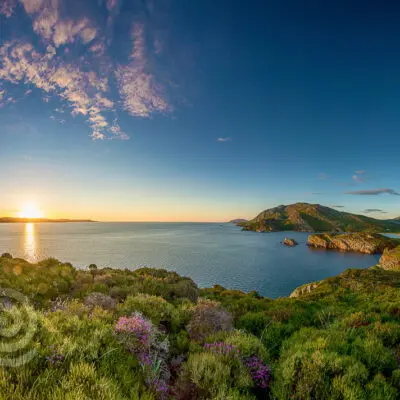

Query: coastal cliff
[306,233,399,254]
[379,245,400,270]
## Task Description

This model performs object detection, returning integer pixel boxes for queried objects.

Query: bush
[0,253,12,259]
[84,292,117,311]
[118,294,175,326]
[187,300,233,342]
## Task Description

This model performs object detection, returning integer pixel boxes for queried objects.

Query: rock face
[290,282,319,298]
[238,203,400,233]
[284,238,298,246]
[307,233,399,255]
[379,246,400,270]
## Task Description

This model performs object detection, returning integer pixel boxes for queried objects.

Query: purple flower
[115,314,152,348]
[204,342,240,358]
[244,355,271,389]
[46,345,65,367]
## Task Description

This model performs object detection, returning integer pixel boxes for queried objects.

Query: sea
[0,222,381,298]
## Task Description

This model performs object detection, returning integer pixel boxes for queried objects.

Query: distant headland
[237,203,400,233]
[0,217,95,223]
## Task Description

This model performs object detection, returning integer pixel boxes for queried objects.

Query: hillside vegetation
[0,253,399,399]
[239,203,400,233]
[380,245,400,270]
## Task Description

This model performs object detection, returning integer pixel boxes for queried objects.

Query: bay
[0,222,380,298]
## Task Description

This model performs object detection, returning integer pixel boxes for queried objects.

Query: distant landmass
[0,217,95,223]
[238,203,400,233]
[229,218,248,224]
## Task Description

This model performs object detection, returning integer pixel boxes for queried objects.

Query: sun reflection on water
[24,223,37,262]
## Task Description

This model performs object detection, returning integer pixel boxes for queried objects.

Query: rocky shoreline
[306,232,399,255]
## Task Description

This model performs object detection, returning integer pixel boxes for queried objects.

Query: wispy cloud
[0,0,17,18]
[352,170,372,183]
[345,188,399,196]
[217,137,232,142]
[363,209,388,214]
[106,0,119,11]
[115,24,170,117]
[318,173,330,180]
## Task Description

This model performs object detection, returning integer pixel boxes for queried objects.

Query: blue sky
[0,0,399,221]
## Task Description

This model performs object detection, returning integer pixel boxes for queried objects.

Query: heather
[0,254,399,399]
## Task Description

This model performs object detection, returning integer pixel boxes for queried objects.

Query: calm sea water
[0,222,380,298]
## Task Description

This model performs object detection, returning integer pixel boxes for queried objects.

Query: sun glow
[18,203,45,219]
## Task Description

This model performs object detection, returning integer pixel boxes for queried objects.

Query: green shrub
[118,294,175,326]
[187,299,233,342]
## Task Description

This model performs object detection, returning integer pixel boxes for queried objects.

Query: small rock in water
[284,237,298,246]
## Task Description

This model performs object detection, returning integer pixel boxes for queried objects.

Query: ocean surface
[0,222,381,298]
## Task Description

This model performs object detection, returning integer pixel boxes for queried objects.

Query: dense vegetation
[0,253,399,399]
[239,203,400,233]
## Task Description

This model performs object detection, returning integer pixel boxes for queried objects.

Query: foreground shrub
[187,299,233,342]
[84,292,117,311]
[115,313,170,399]
[118,294,175,326]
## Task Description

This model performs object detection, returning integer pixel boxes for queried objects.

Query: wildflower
[204,342,240,358]
[115,313,152,348]
[244,355,271,389]
[46,344,65,367]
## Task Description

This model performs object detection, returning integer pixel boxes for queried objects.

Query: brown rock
[284,237,298,246]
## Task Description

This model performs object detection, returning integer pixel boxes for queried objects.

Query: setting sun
[18,203,45,219]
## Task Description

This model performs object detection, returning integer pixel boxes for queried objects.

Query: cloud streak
[363,209,388,214]
[0,0,17,17]
[318,173,330,180]
[115,24,169,117]
[217,137,232,142]
[345,188,399,196]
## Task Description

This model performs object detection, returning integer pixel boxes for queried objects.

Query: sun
[18,203,45,219]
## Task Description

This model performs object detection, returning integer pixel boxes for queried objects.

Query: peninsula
[0,217,95,223]
[238,203,400,233]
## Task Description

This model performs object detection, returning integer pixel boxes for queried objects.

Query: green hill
[239,203,400,233]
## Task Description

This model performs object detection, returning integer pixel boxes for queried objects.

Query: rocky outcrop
[379,246,400,270]
[307,233,399,255]
[283,238,298,246]
[290,282,319,298]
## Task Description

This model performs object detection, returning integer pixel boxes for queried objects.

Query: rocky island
[238,203,400,233]
[283,237,298,246]
[306,232,400,254]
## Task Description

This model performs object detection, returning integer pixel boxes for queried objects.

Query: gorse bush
[0,256,398,398]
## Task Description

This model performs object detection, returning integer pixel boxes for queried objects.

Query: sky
[0,0,399,222]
